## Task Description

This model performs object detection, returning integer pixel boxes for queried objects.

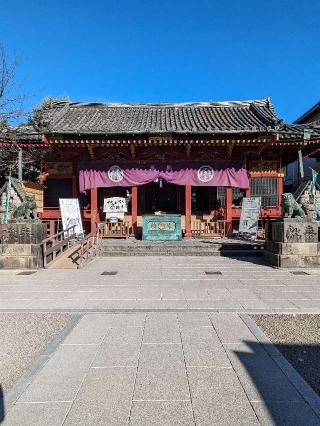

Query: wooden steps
[47,243,82,269]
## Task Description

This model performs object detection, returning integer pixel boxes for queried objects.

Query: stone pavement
[1,256,320,425]
[1,256,320,311]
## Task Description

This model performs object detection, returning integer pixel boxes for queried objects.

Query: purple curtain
[79,160,249,192]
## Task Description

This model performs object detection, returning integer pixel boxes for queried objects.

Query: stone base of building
[0,244,44,269]
[0,223,46,269]
[264,247,320,268]
[264,219,320,268]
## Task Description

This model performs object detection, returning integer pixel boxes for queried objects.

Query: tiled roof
[41,98,284,135]
[1,98,319,143]
[0,125,42,142]
[277,123,320,140]
[294,101,320,124]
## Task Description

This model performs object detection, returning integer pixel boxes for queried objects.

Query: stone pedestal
[264,219,320,268]
[0,223,47,269]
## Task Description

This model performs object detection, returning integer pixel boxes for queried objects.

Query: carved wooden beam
[226,143,234,159]
[130,144,136,159]
[87,145,95,159]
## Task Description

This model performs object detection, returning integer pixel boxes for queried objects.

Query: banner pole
[3,170,12,224]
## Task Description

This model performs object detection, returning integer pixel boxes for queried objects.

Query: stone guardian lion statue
[11,195,39,222]
[281,193,308,219]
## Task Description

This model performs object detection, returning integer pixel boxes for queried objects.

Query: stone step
[101,248,263,257]
[101,245,263,251]
[102,253,262,257]
[101,240,264,257]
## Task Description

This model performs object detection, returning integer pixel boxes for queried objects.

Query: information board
[59,198,83,236]
[103,197,127,213]
[103,197,127,221]
[239,197,261,237]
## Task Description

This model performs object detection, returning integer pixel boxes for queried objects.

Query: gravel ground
[0,313,73,393]
[252,314,320,395]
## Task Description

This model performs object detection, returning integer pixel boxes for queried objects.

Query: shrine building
[2,98,320,238]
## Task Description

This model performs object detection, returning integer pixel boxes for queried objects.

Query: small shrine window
[250,177,278,207]
[216,187,226,207]
[232,187,245,207]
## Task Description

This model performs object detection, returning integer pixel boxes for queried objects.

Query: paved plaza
[1,256,320,425]
[1,256,320,312]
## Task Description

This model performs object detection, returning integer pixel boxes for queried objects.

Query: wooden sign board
[249,160,278,173]
[45,162,73,175]
[142,214,182,241]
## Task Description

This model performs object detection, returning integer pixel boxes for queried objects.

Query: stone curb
[4,314,82,411]
[240,313,320,420]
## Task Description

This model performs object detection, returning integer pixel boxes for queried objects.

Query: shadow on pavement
[233,341,320,425]
[0,385,4,423]
[220,253,268,265]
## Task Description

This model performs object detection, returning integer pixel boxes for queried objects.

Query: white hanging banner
[59,198,83,236]
[239,197,261,237]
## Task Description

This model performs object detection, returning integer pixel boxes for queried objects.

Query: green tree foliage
[28,95,69,129]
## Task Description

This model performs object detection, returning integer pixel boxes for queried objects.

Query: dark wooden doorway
[143,181,179,213]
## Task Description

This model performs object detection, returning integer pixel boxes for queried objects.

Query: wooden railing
[192,219,226,238]
[102,221,130,238]
[78,225,103,268]
[41,225,76,268]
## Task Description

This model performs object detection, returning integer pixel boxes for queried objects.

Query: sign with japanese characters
[103,197,127,213]
[59,198,83,236]
[142,214,182,241]
[239,197,261,237]
[103,197,127,221]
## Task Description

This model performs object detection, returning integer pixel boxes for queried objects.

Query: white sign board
[59,198,83,236]
[239,197,261,237]
[103,197,127,213]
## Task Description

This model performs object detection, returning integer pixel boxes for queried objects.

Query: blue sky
[1,0,319,122]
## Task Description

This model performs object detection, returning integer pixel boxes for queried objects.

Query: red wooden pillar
[277,175,283,214]
[91,187,98,233]
[185,185,192,237]
[225,186,233,236]
[131,186,138,237]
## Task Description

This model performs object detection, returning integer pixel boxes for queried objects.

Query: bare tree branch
[0,45,51,181]
[0,44,27,124]
[0,126,53,180]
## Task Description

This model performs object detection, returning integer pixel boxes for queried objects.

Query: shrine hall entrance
[97,183,229,238]
[140,184,226,214]
[142,181,181,213]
